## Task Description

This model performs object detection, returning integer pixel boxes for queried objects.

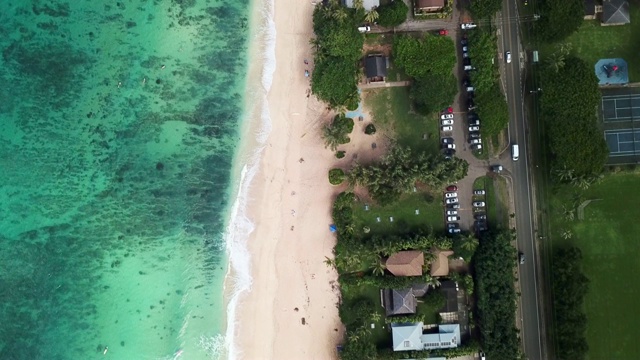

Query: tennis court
[605,129,640,157]
[601,94,640,122]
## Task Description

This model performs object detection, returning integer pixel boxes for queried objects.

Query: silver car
[446,198,459,204]
[473,201,486,207]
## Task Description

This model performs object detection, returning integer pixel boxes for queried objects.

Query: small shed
[584,0,596,19]
[364,54,388,83]
[415,0,445,13]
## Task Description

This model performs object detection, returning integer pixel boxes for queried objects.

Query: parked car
[447,204,461,209]
[441,125,453,132]
[462,46,469,52]
[471,144,483,151]
[461,39,468,46]
[471,138,482,144]
[519,252,525,264]
[463,65,475,71]
[467,112,478,120]
[446,210,458,215]
[466,86,475,92]
[506,51,512,63]
[439,29,449,35]
[461,23,477,29]
[474,189,486,195]
[445,192,458,198]
[469,132,481,139]
[480,352,487,360]
[440,113,454,120]
[449,228,462,234]
[445,106,454,113]
[475,213,487,220]
[491,165,504,172]
[475,221,488,232]
[463,58,471,66]
[357,25,371,33]
[462,52,469,58]
[446,198,459,204]
[447,223,459,229]
[469,125,480,132]
[467,99,476,110]
[446,185,458,191]
[441,119,454,126]
[447,216,461,222]
[444,143,456,149]
[442,137,454,144]
[462,78,470,87]
[469,119,480,126]
[473,201,486,207]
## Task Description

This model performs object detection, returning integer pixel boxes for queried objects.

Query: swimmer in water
[142,78,146,84]
[103,346,108,355]
[117,82,122,88]
[161,65,166,69]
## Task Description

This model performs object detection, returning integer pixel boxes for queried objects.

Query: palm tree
[331,7,349,22]
[562,205,575,221]
[353,0,364,10]
[371,257,386,276]
[370,311,382,323]
[460,234,479,252]
[364,9,379,23]
[546,52,565,73]
[562,230,573,239]
[323,124,344,151]
[425,275,441,288]
[324,257,336,269]
[554,166,575,182]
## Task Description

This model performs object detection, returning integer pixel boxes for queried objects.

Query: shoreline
[224,0,343,358]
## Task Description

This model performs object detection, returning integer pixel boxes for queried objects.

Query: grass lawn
[364,87,440,155]
[352,192,444,236]
[415,300,441,325]
[548,172,640,359]
[562,4,640,82]
[341,284,391,348]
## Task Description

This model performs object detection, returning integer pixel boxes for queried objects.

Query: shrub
[377,0,408,28]
[329,168,346,185]
[323,114,355,150]
[364,123,376,135]
[336,150,346,159]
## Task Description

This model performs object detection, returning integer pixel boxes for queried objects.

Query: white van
[512,144,519,161]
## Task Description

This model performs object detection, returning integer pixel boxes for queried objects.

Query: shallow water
[0,1,249,359]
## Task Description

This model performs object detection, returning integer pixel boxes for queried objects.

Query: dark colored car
[469,132,481,139]
[467,112,478,120]
[446,185,458,191]
[467,99,476,111]
[462,78,470,87]
[475,221,488,232]
[442,137,454,145]
[475,213,487,220]
[463,58,471,66]
[447,223,459,229]
[519,252,525,264]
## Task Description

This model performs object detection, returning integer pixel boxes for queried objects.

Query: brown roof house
[430,249,454,277]
[385,250,425,277]
[415,0,445,13]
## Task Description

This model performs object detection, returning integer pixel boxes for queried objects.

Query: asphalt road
[499,0,545,359]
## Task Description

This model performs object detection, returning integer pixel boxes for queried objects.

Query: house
[343,0,379,11]
[430,248,454,277]
[602,0,630,25]
[385,250,424,277]
[414,0,445,13]
[381,283,430,316]
[391,322,461,351]
[584,0,596,19]
[438,280,460,323]
[364,54,388,83]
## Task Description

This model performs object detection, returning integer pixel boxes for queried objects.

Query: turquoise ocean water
[0,1,251,359]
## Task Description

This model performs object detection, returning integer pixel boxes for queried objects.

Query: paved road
[498,0,545,359]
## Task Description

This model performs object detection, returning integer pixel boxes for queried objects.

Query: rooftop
[602,0,630,24]
[344,0,380,11]
[386,251,425,277]
[430,248,454,277]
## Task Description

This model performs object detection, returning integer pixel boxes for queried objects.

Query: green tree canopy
[411,73,457,114]
[539,56,609,177]
[469,0,502,20]
[393,34,456,78]
[474,230,520,359]
[377,0,409,28]
[535,0,584,43]
[311,57,359,108]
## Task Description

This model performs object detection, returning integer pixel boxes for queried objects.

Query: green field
[352,191,444,236]
[340,284,391,348]
[561,4,640,82]
[548,172,640,358]
[364,87,440,155]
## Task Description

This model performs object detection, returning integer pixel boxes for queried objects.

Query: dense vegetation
[467,29,509,138]
[393,34,457,114]
[474,230,520,359]
[329,168,346,185]
[311,3,364,108]
[348,146,469,205]
[469,0,502,20]
[535,0,584,43]
[539,55,608,178]
[551,247,589,360]
[377,0,408,28]
[323,114,355,150]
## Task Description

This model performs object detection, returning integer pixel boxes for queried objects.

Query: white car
[447,216,461,222]
[461,23,477,29]
[446,210,458,215]
[441,125,453,132]
[472,144,483,150]
[473,201,486,207]
[440,113,454,120]
[449,228,461,234]
[445,198,459,204]
[480,352,486,360]
[506,51,512,63]
[444,143,456,149]
[469,125,480,132]
[445,192,458,198]
[358,25,371,33]
[471,138,482,144]
[474,190,486,195]
[441,119,454,126]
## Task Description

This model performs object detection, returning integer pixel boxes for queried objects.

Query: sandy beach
[230,0,345,358]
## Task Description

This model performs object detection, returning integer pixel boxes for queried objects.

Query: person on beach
[304,59,308,65]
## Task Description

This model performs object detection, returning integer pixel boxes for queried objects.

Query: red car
[439,29,448,36]
[446,185,458,191]
[445,106,454,113]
